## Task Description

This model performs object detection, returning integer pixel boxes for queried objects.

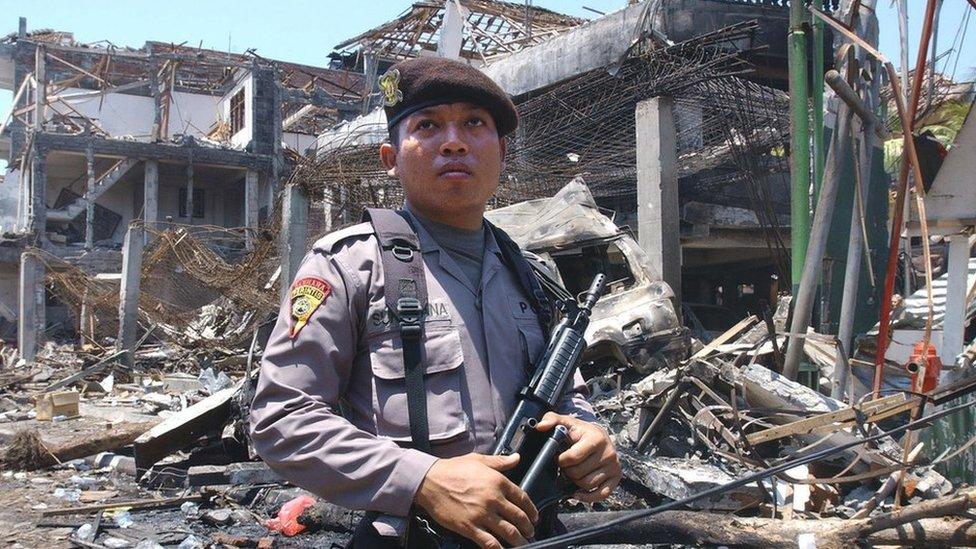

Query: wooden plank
[42,351,125,393]
[45,52,109,86]
[0,74,31,138]
[689,315,758,360]
[745,395,901,445]
[746,394,915,446]
[41,494,205,517]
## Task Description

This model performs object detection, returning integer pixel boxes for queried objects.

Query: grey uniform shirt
[249,214,595,519]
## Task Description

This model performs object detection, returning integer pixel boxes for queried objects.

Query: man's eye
[417,119,436,130]
[466,117,485,127]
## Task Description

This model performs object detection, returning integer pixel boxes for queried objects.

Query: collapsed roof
[333,0,586,65]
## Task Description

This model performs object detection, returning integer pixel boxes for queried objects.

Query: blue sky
[0,1,970,71]
[0,0,972,145]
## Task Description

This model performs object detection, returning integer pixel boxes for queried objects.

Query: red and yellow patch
[289,277,332,339]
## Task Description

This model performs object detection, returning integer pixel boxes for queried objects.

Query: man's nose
[439,124,468,155]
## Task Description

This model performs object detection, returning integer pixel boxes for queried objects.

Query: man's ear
[380,142,398,177]
[498,136,507,173]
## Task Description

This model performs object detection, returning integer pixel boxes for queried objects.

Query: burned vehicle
[486,179,689,380]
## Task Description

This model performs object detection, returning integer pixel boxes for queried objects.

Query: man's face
[380,102,506,224]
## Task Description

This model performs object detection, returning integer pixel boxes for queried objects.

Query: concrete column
[322,186,335,233]
[85,146,95,250]
[636,97,681,305]
[78,288,89,347]
[185,144,194,225]
[29,148,47,241]
[279,184,308,301]
[942,233,971,365]
[265,178,275,219]
[17,251,44,364]
[143,160,159,239]
[117,224,145,367]
[148,51,162,142]
[437,1,465,59]
[34,45,45,131]
[361,53,379,114]
[339,185,353,225]
[244,169,259,250]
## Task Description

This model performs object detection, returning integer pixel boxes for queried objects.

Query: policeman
[249,56,621,549]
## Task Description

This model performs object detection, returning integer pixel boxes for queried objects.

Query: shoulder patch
[312,222,375,254]
[289,277,332,338]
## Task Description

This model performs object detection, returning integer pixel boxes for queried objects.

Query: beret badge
[378,68,403,107]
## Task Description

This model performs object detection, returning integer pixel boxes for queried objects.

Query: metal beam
[279,87,360,113]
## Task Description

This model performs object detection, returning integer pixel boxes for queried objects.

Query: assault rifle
[417,273,607,548]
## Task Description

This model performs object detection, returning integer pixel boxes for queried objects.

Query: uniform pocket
[368,324,468,443]
[517,321,547,372]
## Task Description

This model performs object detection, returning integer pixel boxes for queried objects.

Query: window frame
[229,88,246,135]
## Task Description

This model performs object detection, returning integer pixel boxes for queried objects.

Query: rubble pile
[0,182,973,547]
[0,302,974,548]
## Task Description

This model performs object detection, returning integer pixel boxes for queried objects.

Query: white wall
[217,70,253,148]
[154,175,243,230]
[283,131,317,155]
[0,263,18,323]
[56,87,224,141]
[0,168,23,232]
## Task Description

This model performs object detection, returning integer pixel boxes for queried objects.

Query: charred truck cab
[487,179,689,382]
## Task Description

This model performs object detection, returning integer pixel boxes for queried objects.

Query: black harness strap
[487,222,556,334]
[361,211,563,456]
[362,208,432,454]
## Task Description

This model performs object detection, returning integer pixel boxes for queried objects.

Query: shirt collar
[402,208,504,261]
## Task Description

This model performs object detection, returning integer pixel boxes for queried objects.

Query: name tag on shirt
[367,300,453,334]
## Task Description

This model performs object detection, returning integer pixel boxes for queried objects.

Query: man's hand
[414,453,538,549]
[536,412,621,502]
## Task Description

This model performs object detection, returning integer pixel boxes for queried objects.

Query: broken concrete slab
[133,382,240,477]
[188,462,283,487]
[619,451,763,511]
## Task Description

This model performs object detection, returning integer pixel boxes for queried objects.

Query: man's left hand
[535,412,621,502]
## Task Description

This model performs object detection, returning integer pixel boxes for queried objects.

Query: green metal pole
[811,18,825,208]
[788,1,811,292]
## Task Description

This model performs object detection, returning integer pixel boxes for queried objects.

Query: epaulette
[311,222,376,254]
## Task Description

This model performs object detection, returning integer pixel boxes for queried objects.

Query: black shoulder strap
[487,221,557,334]
[361,208,431,454]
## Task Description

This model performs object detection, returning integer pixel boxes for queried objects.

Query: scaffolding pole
[788,0,811,292]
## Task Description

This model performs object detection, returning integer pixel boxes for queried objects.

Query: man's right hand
[414,453,538,549]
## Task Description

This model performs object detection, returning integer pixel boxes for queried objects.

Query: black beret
[380,57,519,137]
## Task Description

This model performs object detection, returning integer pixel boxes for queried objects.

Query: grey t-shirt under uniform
[407,209,486,290]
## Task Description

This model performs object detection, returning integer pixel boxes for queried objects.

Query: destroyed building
[305,0,851,336]
[0,0,975,547]
[0,22,365,357]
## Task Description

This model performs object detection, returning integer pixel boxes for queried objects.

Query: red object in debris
[908,341,942,393]
[265,495,316,537]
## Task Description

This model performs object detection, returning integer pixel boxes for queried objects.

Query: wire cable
[525,396,976,548]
